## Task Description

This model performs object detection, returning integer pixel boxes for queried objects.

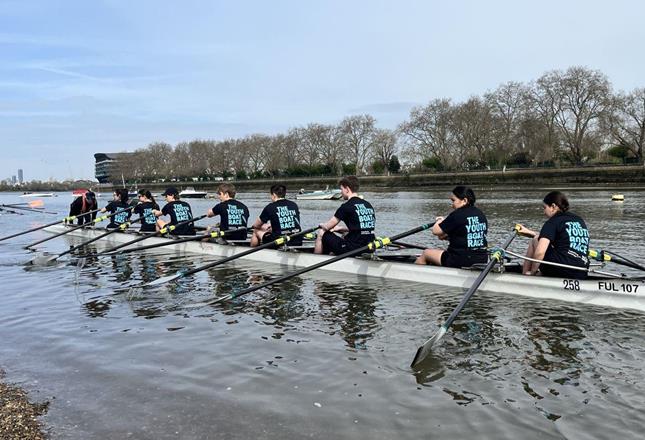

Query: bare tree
[370,129,398,174]
[398,99,453,167]
[450,97,499,168]
[485,82,528,158]
[553,67,612,164]
[603,88,645,162]
[338,115,378,175]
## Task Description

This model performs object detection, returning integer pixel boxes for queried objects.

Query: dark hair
[543,191,569,212]
[452,185,476,206]
[270,184,287,198]
[138,189,157,206]
[218,183,237,198]
[115,188,129,203]
[338,175,359,193]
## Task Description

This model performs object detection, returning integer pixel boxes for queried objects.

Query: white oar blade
[143,272,183,288]
[410,326,447,368]
[29,254,60,266]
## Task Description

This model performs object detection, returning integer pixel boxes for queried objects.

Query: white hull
[44,224,645,312]
[296,191,342,200]
[20,193,55,198]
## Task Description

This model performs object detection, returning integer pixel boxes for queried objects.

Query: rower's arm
[153,209,163,217]
[319,216,340,232]
[533,237,550,262]
[207,208,216,218]
[252,217,264,230]
[431,216,448,240]
[517,224,538,238]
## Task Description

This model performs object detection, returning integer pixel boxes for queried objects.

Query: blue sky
[1,0,644,181]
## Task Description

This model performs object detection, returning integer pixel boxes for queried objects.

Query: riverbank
[93,163,645,192]
[0,370,48,440]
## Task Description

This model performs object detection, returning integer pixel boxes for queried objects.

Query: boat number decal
[563,279,580,291]
[597,281,640,294]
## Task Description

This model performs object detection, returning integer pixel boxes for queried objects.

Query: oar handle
[208,222,434,305]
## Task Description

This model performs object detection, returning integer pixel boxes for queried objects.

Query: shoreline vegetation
[0,370,48,440]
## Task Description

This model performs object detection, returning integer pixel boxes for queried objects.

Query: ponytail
[452,185,476,206]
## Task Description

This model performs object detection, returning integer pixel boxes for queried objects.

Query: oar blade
[410,326,446,368]
[142,272,184,288]
[29,254,60,266]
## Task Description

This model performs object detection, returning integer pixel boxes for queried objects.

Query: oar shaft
[99,214,207,255]
[116,227,248,254]
[25,207,132,249]
[57,218,143,259]
[0,208,102,242]
[212,223,433,304]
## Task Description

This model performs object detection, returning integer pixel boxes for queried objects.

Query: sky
[1,0,644,181]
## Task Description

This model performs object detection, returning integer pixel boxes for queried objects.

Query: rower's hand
[516,224,535,238]
[435,216,445,224]
[318,223,328,232]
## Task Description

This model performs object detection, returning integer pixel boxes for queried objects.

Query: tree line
[114,66,644,183]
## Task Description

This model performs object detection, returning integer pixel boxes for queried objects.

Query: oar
[0,207,23,215]
[92,214,208,256]
[0,205,57,215]
[136,226,320,289]
[197,222,434,307]
[410,226,520,368]
[24,207,133,250]
[589,249,645,272]
[104,227,248,255]
[31,218,143,265]
[0,208,102,243]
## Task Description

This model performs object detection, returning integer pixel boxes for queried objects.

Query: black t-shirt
[333,197,375,245]
[161,200,195,235]
[439,205,488,254]
[134,201,160,232]
[105,201,132,228]
[539,212,590,278]
[259,199,301,236]
[211,199,249,240]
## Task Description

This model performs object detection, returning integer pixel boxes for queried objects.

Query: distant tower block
[18,169,23,184]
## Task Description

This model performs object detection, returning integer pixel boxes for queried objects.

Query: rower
[250,184,302,247]
[133,189,160,233]
[517,191,590,279]
[154,187,196,236]
[68,190,98,225]
[100,189,133,229]
[207,183,249,241]
[314,176,375,255]
[415,186,488,267]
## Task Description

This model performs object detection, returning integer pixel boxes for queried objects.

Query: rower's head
[84,191,96,205]
[217,183,236,202]
[138,189,155,204]
[450,186,476,209]
[542,191,569,217]
[162,187,180,201]
[269,184,287,202]
[338,176,359,199]
[114,188,129,204]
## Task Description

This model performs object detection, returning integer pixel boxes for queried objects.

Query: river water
[1,188,644,439]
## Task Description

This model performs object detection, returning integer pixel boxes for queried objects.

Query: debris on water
[313,402,322,408]
[0,370,49,440]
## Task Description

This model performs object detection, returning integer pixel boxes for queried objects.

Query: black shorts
[224,229,248,241]
[321,231,367,255]
[440,250,488,268]
[261,231,302,247]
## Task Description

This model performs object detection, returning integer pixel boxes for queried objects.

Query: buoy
[611,194,625,201]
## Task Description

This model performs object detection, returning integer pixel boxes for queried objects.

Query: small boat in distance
[179,187,208,198]
[20,192,56,198]
[296,186,342,200]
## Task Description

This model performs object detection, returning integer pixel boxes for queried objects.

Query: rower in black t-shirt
[207,183,249,241]
[133,189,160,233]
[250,184,302,247]
[314,176,375,255]
[415,186,488,268]
[154,187,195,236]
[100,189,132,229]
[517,191,590,279]
[69,190,98,225]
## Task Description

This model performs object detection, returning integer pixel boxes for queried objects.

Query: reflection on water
[1,189,645,439]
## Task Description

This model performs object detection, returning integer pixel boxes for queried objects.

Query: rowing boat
[43,224,645,311]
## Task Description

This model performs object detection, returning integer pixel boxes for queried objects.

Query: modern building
[94,152,135,184]
[11,175,17,184]
[18,169,23,184]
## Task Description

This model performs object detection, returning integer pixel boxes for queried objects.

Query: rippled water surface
[1,188,644,439]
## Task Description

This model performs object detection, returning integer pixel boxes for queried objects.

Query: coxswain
[415,186,488,268]
[154,187,196,235]
[207,183,249,241]
[133,189,160,233]
[250,184,302,247]
[68,190,98,225]
[314,176,375,255]
[517,191,590,279]
[100,189,133,229]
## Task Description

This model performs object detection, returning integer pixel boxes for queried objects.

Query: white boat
[296,187,342,200]
[179,187,208,198]
[19,192,55,198]
[43,224,645,312]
